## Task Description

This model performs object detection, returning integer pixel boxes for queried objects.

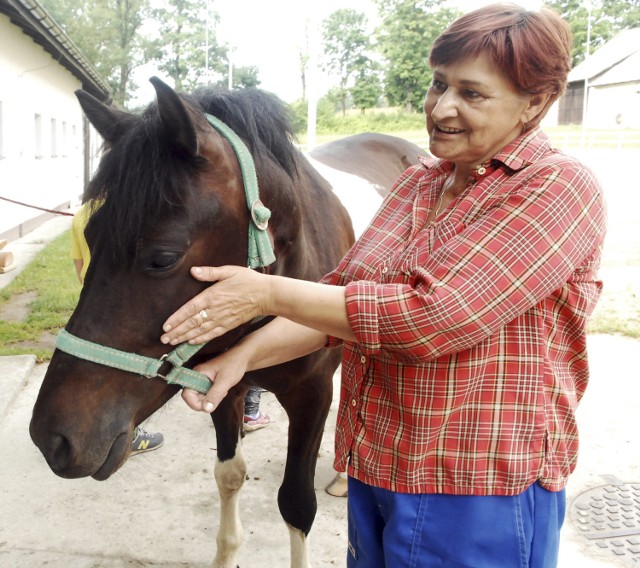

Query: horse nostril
[46,432,73,472]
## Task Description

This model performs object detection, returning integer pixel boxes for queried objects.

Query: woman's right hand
[181,349,248,413]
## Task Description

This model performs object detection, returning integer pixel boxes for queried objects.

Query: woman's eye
[463,89,481,99]
[430,80,446,93]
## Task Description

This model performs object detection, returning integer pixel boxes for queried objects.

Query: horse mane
[84,87,300,264]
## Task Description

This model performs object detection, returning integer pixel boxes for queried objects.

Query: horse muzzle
[29,417,131,480]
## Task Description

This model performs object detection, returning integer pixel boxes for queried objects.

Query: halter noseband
[54,115,276,394]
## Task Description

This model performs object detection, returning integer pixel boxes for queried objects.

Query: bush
[289,99,425,137]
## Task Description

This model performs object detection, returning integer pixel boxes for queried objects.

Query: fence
[301,129,640,154]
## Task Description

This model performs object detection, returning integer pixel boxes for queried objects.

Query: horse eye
[148,252,181,271]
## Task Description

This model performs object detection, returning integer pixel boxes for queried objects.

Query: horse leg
[276,373,333,568]
[211,391,247,568]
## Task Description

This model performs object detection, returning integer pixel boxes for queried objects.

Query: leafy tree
[545,0,640,66]
[148,0,227,92]
[40,0,148,107]
[351,59,383,113]
[375,0,459,112]
[227,66,261,89]
[321,9,371,115]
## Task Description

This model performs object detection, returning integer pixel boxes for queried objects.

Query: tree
[321,9,371,115]
[545,0,640,66]
[375,0,459,112]
[148,0,227,92]
[40,0,149,107]
[351,58,383,113]
[228,66,261,89]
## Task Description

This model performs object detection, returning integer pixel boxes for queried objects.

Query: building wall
[587,82,640,129]
[0,12,98,239]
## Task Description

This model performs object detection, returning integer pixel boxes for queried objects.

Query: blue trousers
[347,478,565,568]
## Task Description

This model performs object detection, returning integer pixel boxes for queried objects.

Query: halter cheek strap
[204,113,275,269]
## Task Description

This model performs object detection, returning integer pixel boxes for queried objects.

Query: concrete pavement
[1,217,639,566]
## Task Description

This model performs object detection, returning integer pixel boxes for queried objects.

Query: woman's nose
[431,90,458,120]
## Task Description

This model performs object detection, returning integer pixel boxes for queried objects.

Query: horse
[29,77,424,567]
[309,131,424,198]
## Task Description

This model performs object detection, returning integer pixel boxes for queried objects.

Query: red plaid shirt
[322,127,606,495]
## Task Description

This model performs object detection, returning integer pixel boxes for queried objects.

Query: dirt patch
[11,331,58,352]
[0,291,38,323]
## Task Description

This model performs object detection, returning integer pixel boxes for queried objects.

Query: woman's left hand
[161,265,269,345]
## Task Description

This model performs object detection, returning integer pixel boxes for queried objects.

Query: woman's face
[424,52,534,168]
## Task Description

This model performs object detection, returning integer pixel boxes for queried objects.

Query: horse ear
[75,91,137,144]
[150,76,206,157]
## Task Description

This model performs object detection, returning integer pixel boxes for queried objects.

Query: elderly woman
[160,4,606,566]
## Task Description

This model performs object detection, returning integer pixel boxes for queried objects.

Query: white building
[0,0,110,241]
[559,27,640,129]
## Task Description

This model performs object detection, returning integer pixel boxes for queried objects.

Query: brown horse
[29,77,424,567]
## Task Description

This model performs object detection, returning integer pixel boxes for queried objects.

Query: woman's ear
[522,93,554,129]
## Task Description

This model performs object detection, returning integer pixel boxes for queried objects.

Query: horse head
[29,78,291,480]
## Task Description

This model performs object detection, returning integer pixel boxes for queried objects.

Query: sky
[133,0,543,105]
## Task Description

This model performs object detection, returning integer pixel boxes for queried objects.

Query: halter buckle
[156,353,174,380]
[250,199,269,231]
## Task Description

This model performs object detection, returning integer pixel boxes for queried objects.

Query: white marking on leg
[288,523,312,568]
[212,443,247,568]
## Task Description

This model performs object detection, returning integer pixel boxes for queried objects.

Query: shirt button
[477,166,487,175]
[381,266,388,274]
[360,355,366,364]
[351,399,357,407]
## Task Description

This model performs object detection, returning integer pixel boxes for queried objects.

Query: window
[61,121,68,156]
[35,113,43,158]
[51,117,57,157]
[0,101,4,159]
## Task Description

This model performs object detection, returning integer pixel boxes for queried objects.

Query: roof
[568,27,640,85]
[0,0,111,101]
[589,49,640,87]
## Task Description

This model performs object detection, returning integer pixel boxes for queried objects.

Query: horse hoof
[325,472,348,497]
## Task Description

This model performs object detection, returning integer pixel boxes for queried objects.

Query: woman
[160,4,606,566]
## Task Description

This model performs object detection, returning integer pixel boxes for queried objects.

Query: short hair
[429,3,572,104]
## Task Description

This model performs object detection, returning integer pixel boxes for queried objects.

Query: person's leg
[243,386,270,431]
[525,483,566,568]
[243,385,262,417]
[347,477,386,568]
[347,478,565,568]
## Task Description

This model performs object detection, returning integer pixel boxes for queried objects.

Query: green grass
[0,231,80,361]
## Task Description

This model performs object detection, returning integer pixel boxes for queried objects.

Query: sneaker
[130,427,164,455]
[243,411,271,432]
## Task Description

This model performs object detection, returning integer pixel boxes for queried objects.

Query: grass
[0,231,80,361]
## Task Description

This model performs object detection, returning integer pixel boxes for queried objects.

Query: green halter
[54,115,276,394]
[204,113,275,269]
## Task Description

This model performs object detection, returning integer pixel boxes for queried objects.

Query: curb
[0,354,37,422]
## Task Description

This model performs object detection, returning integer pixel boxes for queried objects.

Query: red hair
[429,3,572,103]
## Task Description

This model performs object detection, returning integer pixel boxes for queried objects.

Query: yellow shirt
[70,201,99,282]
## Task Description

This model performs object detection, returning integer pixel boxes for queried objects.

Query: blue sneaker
[131,427,164,455]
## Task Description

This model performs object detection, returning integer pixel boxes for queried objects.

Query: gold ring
[199,309,208,322]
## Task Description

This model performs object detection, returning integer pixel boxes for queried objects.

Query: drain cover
[570,478,640,564]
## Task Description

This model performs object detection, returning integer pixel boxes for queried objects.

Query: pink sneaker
[243,411,271,432]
